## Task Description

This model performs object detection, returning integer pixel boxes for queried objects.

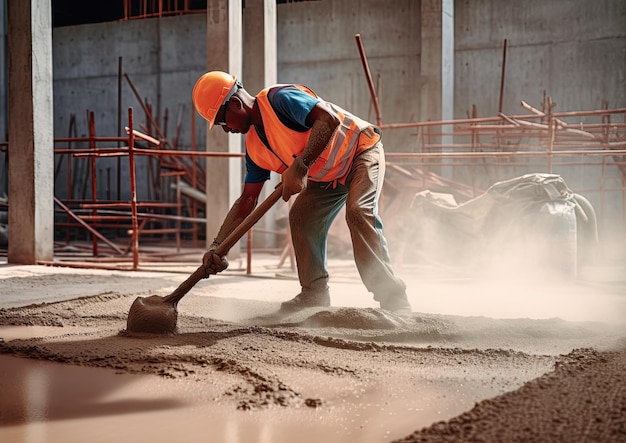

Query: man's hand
[202,250,229,276]
[281,156,309,201]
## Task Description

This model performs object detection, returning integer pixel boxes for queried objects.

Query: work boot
[379,293,412,315]
[280,290,330,312]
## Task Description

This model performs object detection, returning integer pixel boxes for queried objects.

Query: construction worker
[193,71,411,314]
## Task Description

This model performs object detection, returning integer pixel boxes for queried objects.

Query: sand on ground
[0,256,625,442]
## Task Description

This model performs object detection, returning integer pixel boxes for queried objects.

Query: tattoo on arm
[302,119,334,166]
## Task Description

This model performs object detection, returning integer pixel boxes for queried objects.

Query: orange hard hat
[192,71,240,129]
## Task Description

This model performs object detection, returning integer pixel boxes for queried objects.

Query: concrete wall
[277,0,422,153]
[455,0,626,116]
[51,14,207,201]
[1,0,624,250]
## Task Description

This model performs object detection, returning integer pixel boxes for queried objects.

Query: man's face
[216,98,251,134]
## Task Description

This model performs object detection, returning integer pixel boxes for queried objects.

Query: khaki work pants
[289,142,407,303]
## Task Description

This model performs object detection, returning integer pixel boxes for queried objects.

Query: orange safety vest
[246,85,381,185]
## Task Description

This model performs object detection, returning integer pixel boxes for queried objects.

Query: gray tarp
[405,173,597,278]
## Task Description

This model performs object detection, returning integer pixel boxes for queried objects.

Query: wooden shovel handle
[163,183,284,305]
[214,183,284,257]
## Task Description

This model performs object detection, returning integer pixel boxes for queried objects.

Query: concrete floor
[1,253,625,443]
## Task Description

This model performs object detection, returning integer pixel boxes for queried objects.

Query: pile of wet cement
[1,292,625,441]
[395,346,626,442]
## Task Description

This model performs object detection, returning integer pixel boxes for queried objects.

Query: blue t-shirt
[245,86,319,183]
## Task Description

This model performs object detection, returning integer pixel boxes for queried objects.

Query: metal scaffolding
[1,36,624,273]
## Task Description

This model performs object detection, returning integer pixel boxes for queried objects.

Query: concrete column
[420,0,454,175]
[244,0,278,248]
[244,0,277,93]
[0,0,7,143]
[7,0,54,264]
[441,0,454,123]
[204,0,243,252]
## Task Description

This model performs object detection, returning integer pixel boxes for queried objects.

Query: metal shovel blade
[126,294,179,334]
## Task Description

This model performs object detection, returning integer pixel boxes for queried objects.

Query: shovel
[126,183,284,334]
